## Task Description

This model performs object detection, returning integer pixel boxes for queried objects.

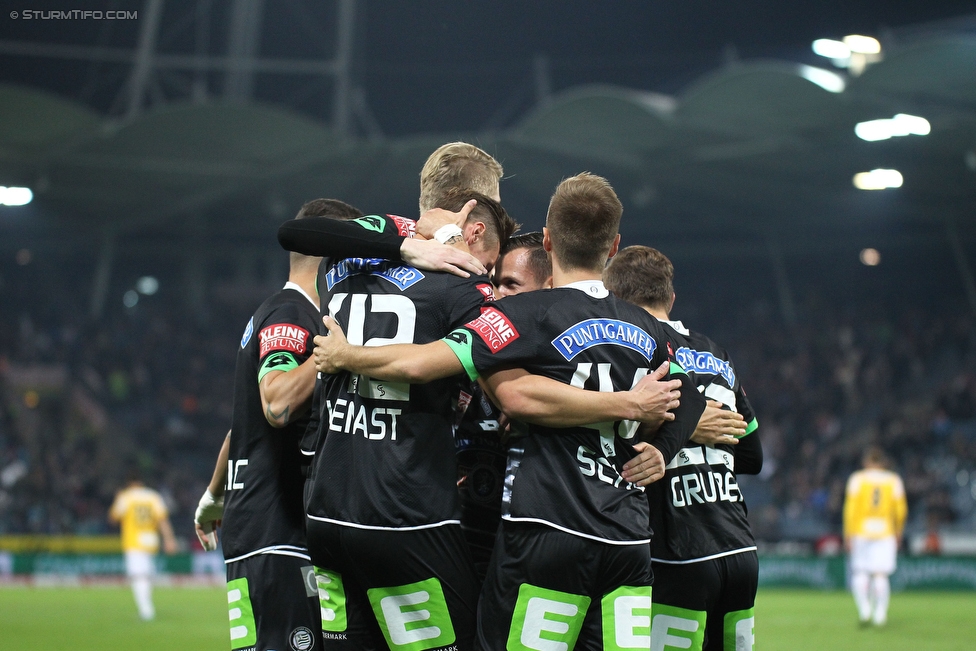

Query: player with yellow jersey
[109,477,177,621]
[842,446,907,627]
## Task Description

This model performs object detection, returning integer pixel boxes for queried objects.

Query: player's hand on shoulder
[400,237,486,278]
[629,361,681,425]
[313,316,349,374]
[415,200,473,239]
[690,400,744,446]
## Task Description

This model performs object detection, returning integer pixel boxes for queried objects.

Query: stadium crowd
[1,259,974,547]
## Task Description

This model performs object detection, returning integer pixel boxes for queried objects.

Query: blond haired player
[843,446,907,627]
[109,476,177,621]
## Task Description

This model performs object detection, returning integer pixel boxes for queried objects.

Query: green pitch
[1,585,974,650]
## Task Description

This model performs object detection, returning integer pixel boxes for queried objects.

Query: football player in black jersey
[607,246,762,651]
[193,199,361,651]
[300,191,516,651]
[455,232,553,582]
[312,173,707,651]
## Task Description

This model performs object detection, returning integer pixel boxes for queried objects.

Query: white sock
[132,576,155,620]
[851,571,871,622]
[871,574,890,624]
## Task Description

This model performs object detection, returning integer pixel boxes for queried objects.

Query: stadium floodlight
[812,38,851,60]
[123,290,139,308]
[853,169,903,190]
[0,186,33,206]
[860,248,881,266]
[890,113,930,136]
[843,34,881,54]
[136,276,159,295]
[855,114,930,142]
[798,65,846,93]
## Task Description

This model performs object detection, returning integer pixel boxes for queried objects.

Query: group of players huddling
[193,143,762,651]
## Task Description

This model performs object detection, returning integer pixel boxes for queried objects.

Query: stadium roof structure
[1,34,975,258]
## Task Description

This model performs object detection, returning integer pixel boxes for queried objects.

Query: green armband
[740,417,758,438]
[441,329,480,381]
[257,352,300,383]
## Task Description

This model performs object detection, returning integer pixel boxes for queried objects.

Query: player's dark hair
[295,198,363,221]
[499,231,550,286]
[604,245,674,313]
[291,198,363,268]
[434,188,519,253]
[863,445,888,468]
[546,172,622,272]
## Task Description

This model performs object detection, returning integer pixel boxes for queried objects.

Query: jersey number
[328,293,417,401]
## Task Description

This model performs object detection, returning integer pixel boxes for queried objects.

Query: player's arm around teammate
[314,315,683,432]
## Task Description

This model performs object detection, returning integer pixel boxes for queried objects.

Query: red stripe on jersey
[388,214,417,237]
[476,283,495,301]
[466,307,519,353]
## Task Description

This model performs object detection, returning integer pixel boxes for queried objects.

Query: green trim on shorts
[601,585,652,650]
[366,577,456,650]
[257,351,300,383]
[650,602,706,651]
[723,607,755,651]
[442,330,479,381]
[227,577,258,650]
[314,566,348,633]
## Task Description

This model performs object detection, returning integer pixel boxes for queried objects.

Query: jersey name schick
[674,346,736,386]
[325,258,425,292]
[552,318,657,362]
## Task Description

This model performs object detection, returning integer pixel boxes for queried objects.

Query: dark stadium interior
[1,1,975,555]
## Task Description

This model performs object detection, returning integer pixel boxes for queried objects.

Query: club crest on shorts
[290,626,315,651]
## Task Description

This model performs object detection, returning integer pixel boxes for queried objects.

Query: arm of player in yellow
[481,362,680,427]
[313,316,463,382]
[159,515,178,555]
[259,356,318,428]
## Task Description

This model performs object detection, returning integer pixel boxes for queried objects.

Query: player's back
[222,286,320,560]
[111,486,166,553]
[845,468,906,539]
[308,257,491,530]
[460,283,675,544]
[647,322,760,561]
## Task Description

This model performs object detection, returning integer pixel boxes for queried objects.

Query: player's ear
[669,292,676,312]
[542,228,552,252]
[464,220,486,245]
[607,234,621,258]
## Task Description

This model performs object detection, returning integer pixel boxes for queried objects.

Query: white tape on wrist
[434,224,464,244]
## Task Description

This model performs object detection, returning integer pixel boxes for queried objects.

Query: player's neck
[288,267,320,309]
[642,305,670,321]
[550,259,603,288]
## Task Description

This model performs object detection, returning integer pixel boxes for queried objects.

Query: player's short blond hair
[419,142,503,213]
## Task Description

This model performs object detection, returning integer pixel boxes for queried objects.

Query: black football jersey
[305,257,494,530]
[298,215,418,464]
[454,380,507,569]
[443,281,706,545]
[222,284,320,561]
[648,319,762,563]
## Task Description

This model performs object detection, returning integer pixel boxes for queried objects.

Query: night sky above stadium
[1,0,973,136]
